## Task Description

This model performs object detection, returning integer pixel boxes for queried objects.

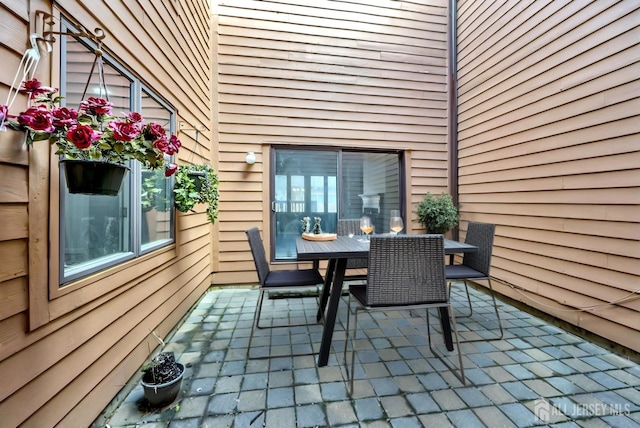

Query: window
[271,148,403,261]
[59,27,175,284]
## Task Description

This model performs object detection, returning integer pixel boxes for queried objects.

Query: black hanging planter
[188,171,206,193]
[62,160,128,196]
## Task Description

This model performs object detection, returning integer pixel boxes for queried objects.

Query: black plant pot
[62,160,128,196]
[188,171,206,193]
[141,362,185,406]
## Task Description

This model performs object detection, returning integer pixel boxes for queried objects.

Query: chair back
[337,219,363,236]
[246,227,270,286]
[338,219,368,270]
[366,234,446,306]
[462,222,495,277]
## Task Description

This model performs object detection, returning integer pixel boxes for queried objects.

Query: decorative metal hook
[35,10,106,45]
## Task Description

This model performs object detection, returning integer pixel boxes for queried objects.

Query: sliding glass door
[271,147,403,261]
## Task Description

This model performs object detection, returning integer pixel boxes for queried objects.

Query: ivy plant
[173,164,219,224]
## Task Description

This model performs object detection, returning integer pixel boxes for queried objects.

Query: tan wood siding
[0,0,214,426]
[1,1,636,425]
[456,0,640,353]
[214,0,450,284]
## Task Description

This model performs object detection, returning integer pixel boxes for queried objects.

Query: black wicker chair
[446,222,504,341]
[337,219,369,281]
[245,227,324,357]
[343,234,465,394]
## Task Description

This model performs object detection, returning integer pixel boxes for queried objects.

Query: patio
[94,284,640,428]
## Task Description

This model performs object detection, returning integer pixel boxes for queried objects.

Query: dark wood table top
[296,235,477,261]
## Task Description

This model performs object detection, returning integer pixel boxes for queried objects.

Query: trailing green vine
[173,164,219,224]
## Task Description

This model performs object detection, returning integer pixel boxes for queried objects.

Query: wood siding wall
[456,1,640,353]
[0,1,214,426]
[213,0,451,284]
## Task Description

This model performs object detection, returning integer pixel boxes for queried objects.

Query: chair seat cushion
[265,269,323,287]
[349,284,446,307]
[445,265,486,280]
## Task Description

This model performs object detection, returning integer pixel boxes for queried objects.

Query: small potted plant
[140,351,185,407]
[415,192,459,234]
[173,164,220,224]
[1,78,180,195]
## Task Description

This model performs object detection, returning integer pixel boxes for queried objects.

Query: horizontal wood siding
[214,0,450,284]
[456,0,640,353]
[0,0,214,426]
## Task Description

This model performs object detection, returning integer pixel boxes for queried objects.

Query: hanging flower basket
[1,79,181,193]
[61,159,128,196]
[173,164,219,224]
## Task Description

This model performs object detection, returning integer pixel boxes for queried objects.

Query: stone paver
[94,286,639,428]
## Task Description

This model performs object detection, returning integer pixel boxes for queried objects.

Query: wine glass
[359,216,373,241]
[390,210,403,234]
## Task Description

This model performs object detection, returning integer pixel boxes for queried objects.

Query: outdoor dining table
[296,234,479,367]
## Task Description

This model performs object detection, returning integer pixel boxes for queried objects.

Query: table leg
[439,307,454,351]
[317,258,347,367]
[317,259,336,322]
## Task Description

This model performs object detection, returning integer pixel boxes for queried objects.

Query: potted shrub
[415,192,459,234]
[173,164,220,224]
[140,351,185,407]
[2,78,180,195]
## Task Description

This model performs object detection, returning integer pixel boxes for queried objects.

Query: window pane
[65,38,129,110]
[62,39,134,281]
[273,149,338,259]
[310,176,325,212]
[141,169,172,246]
[59,25,178,284]
[141,89,171,128]
[327,176,337,213]
[140,90,174,247]
[272,148,402,261]
[342,151,401,235]
[63,184,132,274]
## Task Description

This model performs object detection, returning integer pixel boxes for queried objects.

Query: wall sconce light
[245,151,256,165]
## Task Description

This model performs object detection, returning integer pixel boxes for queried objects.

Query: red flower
[80,97,114,116]
[20,78,57,99]
[18,105,55,132]
[51,107,78,128]
[6,79,181,169]
[168,134,181,153]
[66,124,101,149]
[109,120,141,142]
[152,137,169,153]
[127,111,144,124]
[0,104,8,124]
[146,122,166,137]
[164,162,178,176]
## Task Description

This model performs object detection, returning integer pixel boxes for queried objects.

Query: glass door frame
[269,145,406,263]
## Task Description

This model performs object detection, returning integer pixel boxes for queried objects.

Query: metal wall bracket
[35,10,106,46]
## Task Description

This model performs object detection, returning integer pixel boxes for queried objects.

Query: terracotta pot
[62,160,128,196]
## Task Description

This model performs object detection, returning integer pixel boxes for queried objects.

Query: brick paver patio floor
[94,284,640,427]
